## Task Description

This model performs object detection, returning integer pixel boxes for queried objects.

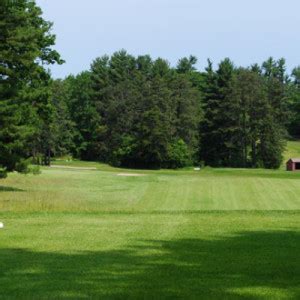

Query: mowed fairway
[0,164,300,298]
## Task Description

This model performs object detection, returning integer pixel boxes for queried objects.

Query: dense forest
[1,0,300,175]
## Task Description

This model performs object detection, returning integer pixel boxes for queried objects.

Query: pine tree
[170,73,202,164]
[287,67,300,137]
[66,72,103,160]
[216,58,241,166]
[0,0,63,171]
[201,59,237,166]
[135,73,173,168]
[50,80,75,157]
[262,57,289,127]
[200,60,220,166]
[232,68,267,167]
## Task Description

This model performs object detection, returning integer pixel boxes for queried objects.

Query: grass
[283,141,300,166]
[0,143,300,298]
[0,212,299,299]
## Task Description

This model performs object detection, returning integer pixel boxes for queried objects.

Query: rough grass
[0,142,300,298]
[283,141,300,166]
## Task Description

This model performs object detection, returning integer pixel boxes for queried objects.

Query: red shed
[286,158,300,171]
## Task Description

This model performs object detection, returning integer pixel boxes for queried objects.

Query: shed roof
[287,158,300,163]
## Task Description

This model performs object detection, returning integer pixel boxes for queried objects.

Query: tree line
[51,53,300,169]
[1,0,300,176]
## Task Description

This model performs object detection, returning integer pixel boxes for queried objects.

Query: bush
[15,159,41,175]
[166,139,191,169]
[15,159,31,174]
[0,167,7,179]
[111,136,136,167]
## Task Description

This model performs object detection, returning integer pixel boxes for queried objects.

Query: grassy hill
[283,140,300,165]
[0,141,299,298]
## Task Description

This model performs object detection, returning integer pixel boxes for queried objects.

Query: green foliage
[287,66,300,137]
[60,51,202,169]
[0,0,62,172]
[49,80,76,157]
[53,51,294,170]
[0,167,7,179]
[15,158,41,175]
[201,59,288,169]
[176,55,197,74]
[65,72,103,161]
[111,135,136,167]
[166,139,191,168]
[15,159,31,174]
[201,58,238,166]
[258,122,286,169]
[0,0,295,171]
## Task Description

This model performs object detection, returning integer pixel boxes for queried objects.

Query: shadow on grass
[0,231,299,298]
[0,186,24,192]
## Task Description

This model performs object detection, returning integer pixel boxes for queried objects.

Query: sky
[36,0,300,79]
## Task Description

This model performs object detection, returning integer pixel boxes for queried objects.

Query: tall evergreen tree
[50,80,75,157]
[262,57,289,127]
[0,0,63,170]
[201,59,238,166]
[200,60,220,166]
[66,72,103,160]
[287,67,300,137]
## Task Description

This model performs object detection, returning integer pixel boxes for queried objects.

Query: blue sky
[36,0,300,78]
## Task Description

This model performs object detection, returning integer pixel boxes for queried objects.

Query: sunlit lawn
[0,152,300,298]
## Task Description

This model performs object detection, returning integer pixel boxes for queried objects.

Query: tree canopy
[54,53,296,169]
[0,0,63,172]
[1,1,299,172]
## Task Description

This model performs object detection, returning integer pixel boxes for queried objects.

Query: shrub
[28,165,41,175]
[111,136,136,167]
[0,167,7,179]
[166,139,191,169]
[15,159,31,174]
[1,160,41,178]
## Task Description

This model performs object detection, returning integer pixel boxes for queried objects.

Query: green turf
[0,211,299,299]
[1,167,300,212]
[0,145,300,298]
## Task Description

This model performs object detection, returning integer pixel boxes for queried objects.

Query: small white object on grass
[194,167,201,171]
[0,222,4,229]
